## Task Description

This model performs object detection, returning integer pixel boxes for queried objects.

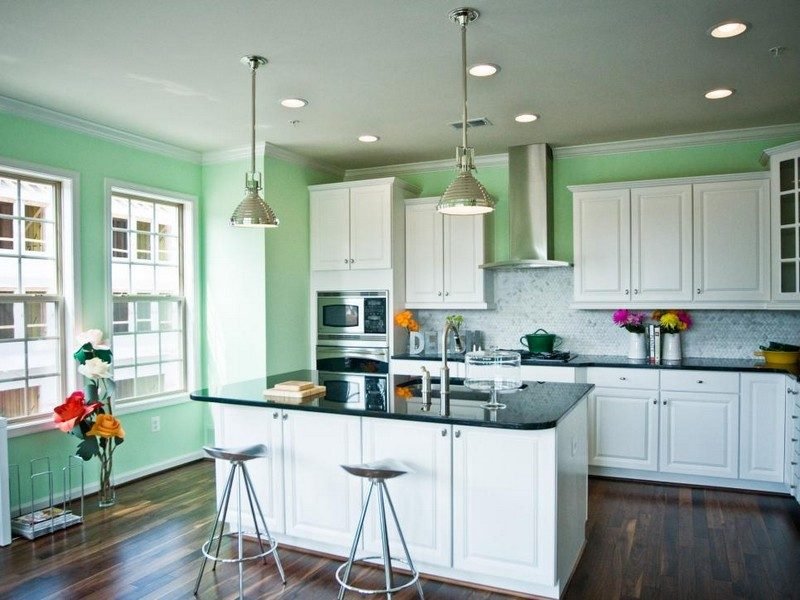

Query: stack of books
[648,325,662,364]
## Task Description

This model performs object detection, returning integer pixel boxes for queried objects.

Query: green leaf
[85,380,99,402]
[103,379,117,399]
[114,436,124,446]
[94,348,113,363]
[76,437,100,461]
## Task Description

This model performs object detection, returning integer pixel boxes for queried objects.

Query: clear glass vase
[98,457,116,508]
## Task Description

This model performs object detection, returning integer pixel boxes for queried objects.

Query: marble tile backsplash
[415,268,800,358]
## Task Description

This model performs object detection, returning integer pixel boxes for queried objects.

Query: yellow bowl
[754,349,800,365]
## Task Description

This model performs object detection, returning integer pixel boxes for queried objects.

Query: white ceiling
[1,0,798,170]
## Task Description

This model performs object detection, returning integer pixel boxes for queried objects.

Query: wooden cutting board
[274,380,315,392]
[263,385,326,403]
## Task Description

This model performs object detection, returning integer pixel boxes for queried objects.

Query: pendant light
[438,7,495,216]
[230,55,280,228]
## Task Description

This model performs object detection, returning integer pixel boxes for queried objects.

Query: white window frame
[104,179,198,415]
[2,156,80,438]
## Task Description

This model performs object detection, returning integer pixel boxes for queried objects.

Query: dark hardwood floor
[1,460,798,599]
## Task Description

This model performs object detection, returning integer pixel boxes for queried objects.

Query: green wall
[396,136,799,264]
[0,111,205,503]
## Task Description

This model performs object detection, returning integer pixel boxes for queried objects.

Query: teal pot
[519,329,562,353]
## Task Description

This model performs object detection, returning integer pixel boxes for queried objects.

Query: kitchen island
[192,370,593,598]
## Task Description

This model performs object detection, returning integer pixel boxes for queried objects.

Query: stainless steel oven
[315,345,389,374]
[317,371,388,412]
[317,290,388,347]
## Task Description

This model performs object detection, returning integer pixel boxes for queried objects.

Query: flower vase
[627,332,647,360]
[662,332,682,362]
[98,457,116,508]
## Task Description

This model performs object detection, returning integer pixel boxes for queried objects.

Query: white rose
[76,329,105,349]
[79,357,112,379]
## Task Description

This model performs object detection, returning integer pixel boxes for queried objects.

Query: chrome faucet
[440,322,465,417]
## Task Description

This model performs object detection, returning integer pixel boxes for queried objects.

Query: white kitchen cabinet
[310,178,417,271]
[282,410,363,550]
[361,418,452,567]
[405,197,488,308]
[520,365,577,383]
[211,405,285,534]
[573,185,692,304]
[787,379,800,503]
[693,179,770,303]
[740,373,786,483]
[764,141,800,303]
[452,424,556,585]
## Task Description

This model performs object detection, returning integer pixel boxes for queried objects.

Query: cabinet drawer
[660,370,738,393]
[586,367,658,390]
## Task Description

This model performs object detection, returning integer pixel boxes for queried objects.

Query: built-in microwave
[317,290,388,347]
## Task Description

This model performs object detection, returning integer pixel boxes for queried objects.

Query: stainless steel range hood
[481,143,571,269]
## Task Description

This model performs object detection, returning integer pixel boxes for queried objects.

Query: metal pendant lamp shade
[438,7,495,216]
[231,55,280,228]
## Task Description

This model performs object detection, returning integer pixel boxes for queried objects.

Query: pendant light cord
[461,19,468,152]
[250,60,256,175]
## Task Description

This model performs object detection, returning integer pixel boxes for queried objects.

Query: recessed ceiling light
[708,20,748,39]
[358,135,380,143]
[468,63,500,77]
[515,113,540,123]
[280,98,308,108]
[705,88,735,99]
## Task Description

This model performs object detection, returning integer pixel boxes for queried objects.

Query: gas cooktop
[496,350,577,363]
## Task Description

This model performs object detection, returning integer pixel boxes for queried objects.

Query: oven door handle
[317,348,389,359]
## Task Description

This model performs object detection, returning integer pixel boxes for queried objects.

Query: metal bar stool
[194,444,285,599]
[336,460,424,599]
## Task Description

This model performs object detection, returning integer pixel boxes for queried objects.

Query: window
[110,189,192,402]
[0,166,76,423]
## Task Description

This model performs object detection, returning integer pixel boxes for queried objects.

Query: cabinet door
[362,418,452,567]
[771,150,800,302]
[350,184,392,270]
[630,185,692,302]
[659,391,738,478]
[740,373,786,482]
[693,179,770,302]
[443,212,485,305]
[283,411,362,549]
[213,405,284,534]
[405,200,444,304]
[453,425,555,584]
[588,387,659,471]
[310,188,351,271]
[573,189,631,302]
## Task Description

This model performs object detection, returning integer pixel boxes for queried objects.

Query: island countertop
[190,369,594,431]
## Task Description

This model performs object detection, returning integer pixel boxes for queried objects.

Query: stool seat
[203,444,268,462]
[340,459,407,480]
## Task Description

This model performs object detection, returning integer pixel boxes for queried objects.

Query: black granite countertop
[392,353,799,377]
[190,369,593,430]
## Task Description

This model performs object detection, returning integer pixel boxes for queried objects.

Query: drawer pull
[619,376,627,381]
[696,380,704,384]
[789,389,799,395]
[793,438,799,443]
[792,461,798,466]
[792,415,798,420]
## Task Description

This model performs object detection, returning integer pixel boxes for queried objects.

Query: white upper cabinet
[765,141,800,303]
[693,179,770,303]
[405,197,489,309]
[310,178,417,272]
[571,173,771,308]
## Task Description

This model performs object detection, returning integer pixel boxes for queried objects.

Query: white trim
[0,95,201,164]
[202,142,345,177]
[201,144,265,165]
[344,153,507,179]
[555,123,800,158]
[567,170,769,193]
[760,139,800,165]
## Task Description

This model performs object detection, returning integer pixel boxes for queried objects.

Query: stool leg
[338,480,376,600]
[382,481,424,599]
[194,462,236,595]
[237,464,245,600]
[242,463,286,584]
[240,465,267,564]
[377,481,394,599]
[212,463,237,571]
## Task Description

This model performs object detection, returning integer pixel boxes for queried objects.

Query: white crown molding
[760,139,800,165]
[0,94,202,163]
[201,144,265,165]
[553,123,800,158]
[344,152,507,180]
[202,141,344,178]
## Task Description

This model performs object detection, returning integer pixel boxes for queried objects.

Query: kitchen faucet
[440,321,465,417]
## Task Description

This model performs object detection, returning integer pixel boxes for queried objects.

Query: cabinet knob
[652,399,657,405]
[349,258,354,264]
[344,259,349,264]
[619,376,627,381]
[282,413,289,421]
[625,289,630,295]
[438,291,442,296]
[792,415,798,419]
[441,428,448,437]
[792,461,798,466]
[445,291,450,296]
[455,430,462,438]
[788,388,799,395]
[273,411,279,419]
[793,438,799,443]
[663,400,667,405]
[697,288,702,294]
[633,289,639,295]
[697,380,704,384]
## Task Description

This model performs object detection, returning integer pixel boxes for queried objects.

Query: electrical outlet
[151,416,161,433]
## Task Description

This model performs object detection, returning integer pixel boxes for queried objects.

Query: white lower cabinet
[283,410,363,549]
[361,418,451,567]
[740,373,786,482]
[589,386,659,471]
[452,424,556,585]
[659,390,739,478]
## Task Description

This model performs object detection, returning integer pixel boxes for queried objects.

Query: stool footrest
[335,556,420,595]
[200,532,280,565]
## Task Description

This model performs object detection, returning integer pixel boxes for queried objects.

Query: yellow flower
[408,319,420,332]
[659,313,680,331]
[395,386,412,398]
[87,414,125,439]
[394,310,419,332]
